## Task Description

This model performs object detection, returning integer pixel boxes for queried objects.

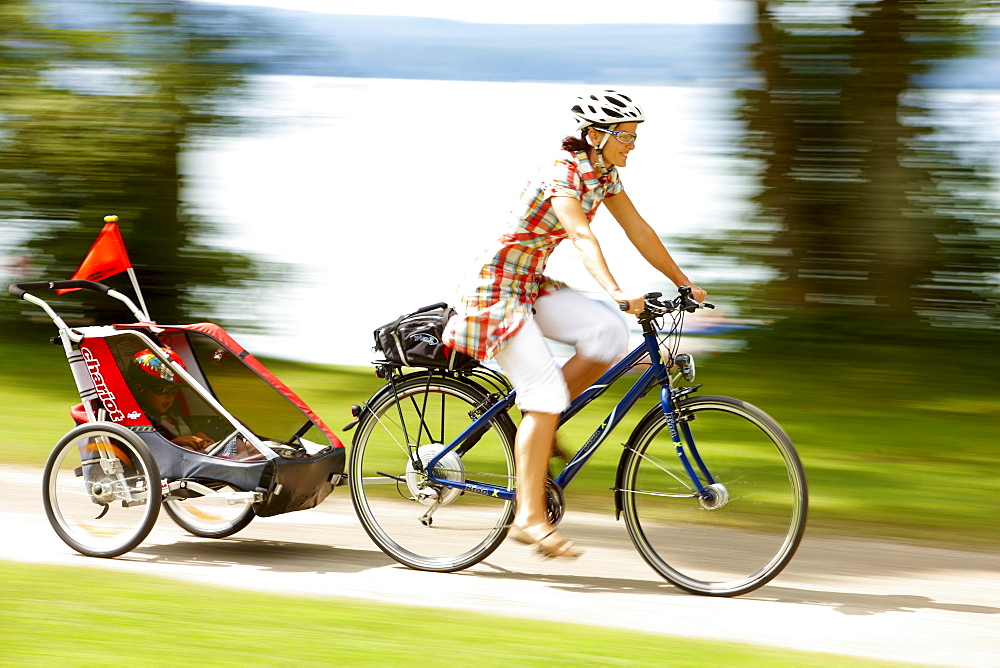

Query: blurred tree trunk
[849,0,938,319]
[735,0,999,342]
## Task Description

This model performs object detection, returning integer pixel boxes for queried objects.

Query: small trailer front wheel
[43,422,162,558]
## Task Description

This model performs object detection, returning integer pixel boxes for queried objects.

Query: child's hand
[172,434,213,450]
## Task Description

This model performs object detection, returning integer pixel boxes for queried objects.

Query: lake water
[183,76,757,365]
[7,75,998,366]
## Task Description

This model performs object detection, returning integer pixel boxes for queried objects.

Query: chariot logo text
[82,347,126,422]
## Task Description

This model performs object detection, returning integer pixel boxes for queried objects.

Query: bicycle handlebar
[9,280,111,300]
[618,286,715,318]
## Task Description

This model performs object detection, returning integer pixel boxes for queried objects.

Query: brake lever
[680,298,699,314]
[678,300,715,314]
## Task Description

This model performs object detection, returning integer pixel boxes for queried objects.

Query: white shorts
[493,288,629,415]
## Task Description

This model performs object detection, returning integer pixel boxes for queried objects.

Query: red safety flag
[56,220,132,294]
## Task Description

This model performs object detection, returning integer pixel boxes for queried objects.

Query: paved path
[3,465,998,666]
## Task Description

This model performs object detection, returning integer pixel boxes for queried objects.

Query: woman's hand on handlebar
[687,284,707,303]
[613,291,647,315]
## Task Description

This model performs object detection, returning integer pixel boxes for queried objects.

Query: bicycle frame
[422,314,716,502]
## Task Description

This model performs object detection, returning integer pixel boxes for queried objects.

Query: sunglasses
[592,127,638,145]
[143,384,179,396]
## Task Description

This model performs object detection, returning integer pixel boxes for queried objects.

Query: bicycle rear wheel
[43,422,162,558]
[349,373,516,572]
[619,395,807,596]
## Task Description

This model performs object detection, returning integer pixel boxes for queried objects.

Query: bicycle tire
[349,373,516,572]
[163,483,256,539]
[43,422,162,558]
[619,395,807,596]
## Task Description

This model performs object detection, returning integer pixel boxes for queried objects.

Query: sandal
[508,524,583,560]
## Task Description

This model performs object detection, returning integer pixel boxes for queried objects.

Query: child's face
[142,387,176,415]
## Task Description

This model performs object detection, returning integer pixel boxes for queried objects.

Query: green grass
[1,337,997,550]
[699,341,1000,549]
[0,560,900,667]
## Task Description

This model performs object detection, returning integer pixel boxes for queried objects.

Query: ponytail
[561,132,590,152]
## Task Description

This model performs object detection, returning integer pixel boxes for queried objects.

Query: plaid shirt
[445,149,624,360]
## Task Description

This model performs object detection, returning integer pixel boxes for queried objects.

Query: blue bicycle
[347,287,807,596]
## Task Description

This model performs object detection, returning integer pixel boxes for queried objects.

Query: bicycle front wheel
[620,395,807,596]
[349,373,516,572]
[43,422,162,558]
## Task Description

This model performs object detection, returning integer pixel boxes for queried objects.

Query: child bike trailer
[10,279,345,558]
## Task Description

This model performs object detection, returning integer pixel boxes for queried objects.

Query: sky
[193,0,753,24]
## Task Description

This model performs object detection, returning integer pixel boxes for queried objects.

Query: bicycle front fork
[661,387,716,495]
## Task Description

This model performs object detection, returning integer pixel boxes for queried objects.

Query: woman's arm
[551,196,647,314]
[604,191,707,302]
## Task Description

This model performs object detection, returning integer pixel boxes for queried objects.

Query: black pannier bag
[374,302,479,371]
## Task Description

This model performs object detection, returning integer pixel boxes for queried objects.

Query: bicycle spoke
[365,405,415,459]
[625,444,696,491]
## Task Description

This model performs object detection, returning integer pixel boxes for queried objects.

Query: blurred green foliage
[699,0,1000,343]
[0,0,278,332]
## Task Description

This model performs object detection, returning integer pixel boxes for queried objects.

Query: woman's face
[591,121,640,169]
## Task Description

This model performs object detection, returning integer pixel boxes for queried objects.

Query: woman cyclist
[444,90,707,559]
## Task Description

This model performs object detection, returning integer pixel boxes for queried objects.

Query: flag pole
[104,215,152,322]
[126,267,152,322]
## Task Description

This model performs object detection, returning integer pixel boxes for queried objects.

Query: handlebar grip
[8,280,112,299]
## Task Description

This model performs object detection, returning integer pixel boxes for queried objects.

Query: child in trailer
[129,348,261,460]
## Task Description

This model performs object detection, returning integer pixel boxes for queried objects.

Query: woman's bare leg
[512,411,559,529]
[561,354,612,400]
[511,410,581,558]
[548,355,610,461]
[512,355,610,527]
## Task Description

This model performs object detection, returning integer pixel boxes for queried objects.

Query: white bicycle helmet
[571,90,644,131]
